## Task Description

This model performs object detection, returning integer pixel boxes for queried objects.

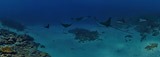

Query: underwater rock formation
[135,20,160,34]
[0,29,51,57]
[68,28,100,43]
[0,19,26,31]
[133,18,160,42]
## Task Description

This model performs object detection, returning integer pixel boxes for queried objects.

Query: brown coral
[0,46,15,54]
[145,43,158,51]
[0,29,51,57]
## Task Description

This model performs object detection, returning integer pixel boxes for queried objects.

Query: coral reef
[0,46,16,54]
[0,29,51,57]
[0,19,26,31]
[133,18,160,42]
[145,43,158,51]
[68,28,100,43]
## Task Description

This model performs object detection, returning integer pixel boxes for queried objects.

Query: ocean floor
[22,23,160,57]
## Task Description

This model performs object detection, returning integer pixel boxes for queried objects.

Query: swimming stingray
[44,24,50,29]
[99,17,112,27]
[61,23,72,28]
[71,17,86,22]
[94,17,133,34]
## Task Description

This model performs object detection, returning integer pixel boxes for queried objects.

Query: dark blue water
[0,0,160,25]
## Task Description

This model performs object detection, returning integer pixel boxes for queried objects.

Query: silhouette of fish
[71,17,85,22]
[44,24,50,29]
[99,17,112,27]
[94,17,133,34]
[61,23,72,28]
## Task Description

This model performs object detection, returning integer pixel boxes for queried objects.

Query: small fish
[61,23,72,28]
[44,24,50,29]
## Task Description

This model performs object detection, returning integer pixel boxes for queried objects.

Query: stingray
[99,17,112,27]
[71,17,85,22]
[94,17,133,34]
[61,23,72,28]
[44,24,50,29]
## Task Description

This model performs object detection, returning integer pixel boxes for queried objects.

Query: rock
[0,29,51,57]
[68,28,100,43]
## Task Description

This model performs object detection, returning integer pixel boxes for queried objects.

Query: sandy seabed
[25,24,160,57]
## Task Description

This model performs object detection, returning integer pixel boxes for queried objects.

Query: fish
[44,24,50,29]
[99,17,112,27]
[95,17,133,34]
[71,17,85,22]
[61,23,72,28]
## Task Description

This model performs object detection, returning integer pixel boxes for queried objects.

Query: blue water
[1,0,160,24]
[1,0,160,57]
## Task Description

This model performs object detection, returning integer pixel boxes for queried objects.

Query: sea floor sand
[24,24,160,57]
